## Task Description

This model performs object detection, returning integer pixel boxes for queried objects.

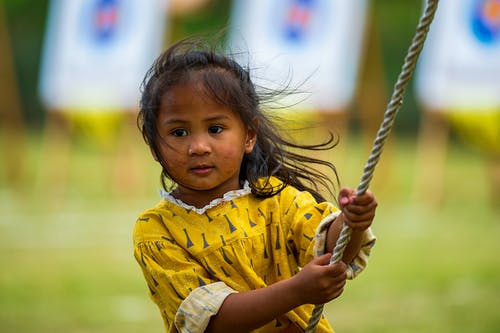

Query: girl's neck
[170,181,247,209]
[170,188,211,208]
[162,181,251,214]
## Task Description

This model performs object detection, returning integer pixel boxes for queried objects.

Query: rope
[305,1,439,332]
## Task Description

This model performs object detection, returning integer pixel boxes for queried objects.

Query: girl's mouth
[190,165,214,175]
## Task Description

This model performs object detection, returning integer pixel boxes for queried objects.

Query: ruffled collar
[159,181,251,215]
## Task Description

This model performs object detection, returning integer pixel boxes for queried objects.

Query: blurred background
[1,0,499,332]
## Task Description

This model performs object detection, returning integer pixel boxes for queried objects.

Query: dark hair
[138,37,339,202]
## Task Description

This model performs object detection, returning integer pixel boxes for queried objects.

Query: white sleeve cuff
[313,211,341,258]
[174,281,237,333]
[346,227,376,279]
[313,213,376,279]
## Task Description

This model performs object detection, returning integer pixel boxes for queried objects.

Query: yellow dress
[133,178,376,333]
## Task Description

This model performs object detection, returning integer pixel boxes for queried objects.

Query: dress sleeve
[174,282,236,332]
[133,212,236,333]
[281,187,376,279]
[314,217,376,279]
[345,227,376,279]
[281,188,339,267]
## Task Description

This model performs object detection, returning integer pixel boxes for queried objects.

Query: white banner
[39,0,168,112]
[415,0,500,111]
[228,0,368,112]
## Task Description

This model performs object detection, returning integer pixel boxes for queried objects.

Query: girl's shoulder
[251,177,337,220]
[133,202,172,244]
[264,176,319,204]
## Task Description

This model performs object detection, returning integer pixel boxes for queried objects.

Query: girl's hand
[291,253,347,305]
[338,187,377,231]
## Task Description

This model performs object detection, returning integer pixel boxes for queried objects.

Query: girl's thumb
[338,187,355,207]
[314,253,333,266]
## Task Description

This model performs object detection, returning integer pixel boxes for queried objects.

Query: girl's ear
[245,127,257,154]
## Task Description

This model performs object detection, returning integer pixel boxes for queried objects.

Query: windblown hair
[138,37,339,202]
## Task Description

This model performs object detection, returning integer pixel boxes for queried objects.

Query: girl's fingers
[339,196,350,206]
[329,264,347,295]
[338,188,377,230]
[338,189,377,209]
[338,188,355,207]
[343,209,375,223]
[341,209,375,229]
[343,201,377,216]
[314,253,333,266]
[350,192,376,205]
[330,262,347,277]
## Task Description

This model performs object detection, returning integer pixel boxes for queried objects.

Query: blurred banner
[416,0,500,111]
[39,0,168,112]
[228,0,368,112]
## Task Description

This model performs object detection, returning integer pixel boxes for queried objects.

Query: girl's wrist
[277,275,305,308]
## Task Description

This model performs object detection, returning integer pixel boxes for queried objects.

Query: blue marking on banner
[93,0,120,43]
[283,0,316,43]
[470,0,500,44]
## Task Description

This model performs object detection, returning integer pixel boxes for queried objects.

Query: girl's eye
[208,125,223,134]
[171,129,188,137]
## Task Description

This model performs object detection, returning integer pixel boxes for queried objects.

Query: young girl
[133,38,377,333]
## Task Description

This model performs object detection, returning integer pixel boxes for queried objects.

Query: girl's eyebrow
[204,115,232,122]
[161,114,232,126]
[161,118,187,126]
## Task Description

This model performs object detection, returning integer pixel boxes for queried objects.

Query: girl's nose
[188,135,211,155]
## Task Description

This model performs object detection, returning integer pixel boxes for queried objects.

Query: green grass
[0,130,499,333]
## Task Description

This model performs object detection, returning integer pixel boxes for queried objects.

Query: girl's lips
[190,166,214,175]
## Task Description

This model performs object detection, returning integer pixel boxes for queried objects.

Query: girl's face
[155,82,256,208]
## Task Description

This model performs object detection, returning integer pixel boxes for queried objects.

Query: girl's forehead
[158,83,239,119]
[158,67,251,119]
[157,92,245,128]
[161,71,235,106]
[160,81,212,105]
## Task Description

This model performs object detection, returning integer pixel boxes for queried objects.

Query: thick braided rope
[305,1,439,332]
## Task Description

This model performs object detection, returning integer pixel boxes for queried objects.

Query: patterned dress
[133,178,376,332]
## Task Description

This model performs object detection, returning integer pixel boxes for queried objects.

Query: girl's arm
[326,188,377,264]
[206,188,375,332]
[206,253,347,333]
